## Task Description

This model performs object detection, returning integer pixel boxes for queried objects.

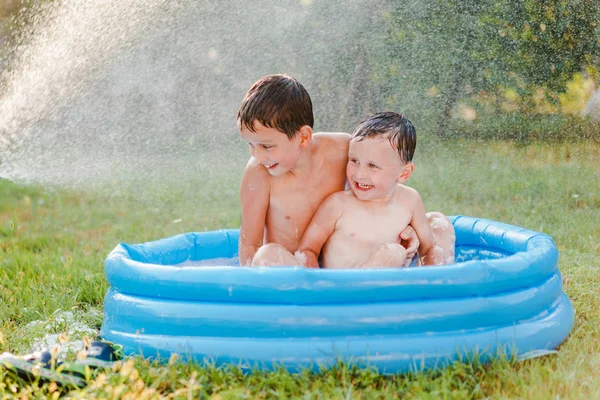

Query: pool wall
[101,216,574,373]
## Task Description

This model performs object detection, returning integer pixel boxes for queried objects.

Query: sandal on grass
[0,340,124,389]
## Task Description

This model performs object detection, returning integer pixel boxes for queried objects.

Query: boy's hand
[399,226,419,266]
[294,250,319,268]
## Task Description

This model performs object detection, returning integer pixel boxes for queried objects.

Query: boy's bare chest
[268,167,344,226]
[264,175,343,249]
[337,203,412,243]
[270,174,342,216]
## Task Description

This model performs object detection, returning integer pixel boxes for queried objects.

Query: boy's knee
[258,243,287,253]
[251,243,293,267]
[426,212,456,264]
[426,212,452,232]
[369,243,407,268]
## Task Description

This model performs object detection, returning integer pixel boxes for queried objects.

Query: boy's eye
[369,163,378,169]
[262,145,272,150]
[350,159,358,164]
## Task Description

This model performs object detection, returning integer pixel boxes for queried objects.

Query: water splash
[24,309,102,357]
[0,0,379,195]
[0,0,173,184]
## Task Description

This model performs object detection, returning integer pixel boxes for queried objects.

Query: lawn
[0,139,599,399]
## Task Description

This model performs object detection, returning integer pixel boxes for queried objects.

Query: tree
[378,0,600,135]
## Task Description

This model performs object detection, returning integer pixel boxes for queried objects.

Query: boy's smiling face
[346,136,412,202]
[240,121,306,176]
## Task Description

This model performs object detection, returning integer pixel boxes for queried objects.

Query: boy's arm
[296,193,344,268]
[239,162,271,266]
[408,191,444,266]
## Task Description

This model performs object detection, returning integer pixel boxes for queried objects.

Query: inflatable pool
[100,216,574,373]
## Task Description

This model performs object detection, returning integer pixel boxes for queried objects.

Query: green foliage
[443,113,600,142]
[2,0,598,140]
[0,140,599,397]
[494,0,600,91]
[376,0,600,137]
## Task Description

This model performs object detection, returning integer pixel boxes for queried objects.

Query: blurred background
[0,2,598,377]
[0,0,598,191]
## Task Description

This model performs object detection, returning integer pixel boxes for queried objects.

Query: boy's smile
[354,182,374,191]
[239,121,306,176]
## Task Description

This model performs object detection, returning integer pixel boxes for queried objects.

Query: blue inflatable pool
[100,216,574,373]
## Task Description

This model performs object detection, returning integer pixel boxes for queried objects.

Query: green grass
[1,140,599,398]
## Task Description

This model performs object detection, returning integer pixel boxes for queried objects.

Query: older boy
[237,75,453,267]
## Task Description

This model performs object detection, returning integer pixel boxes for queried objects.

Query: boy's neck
[285,139,317,178]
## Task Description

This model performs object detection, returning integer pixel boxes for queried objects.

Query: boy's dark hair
[237,74,314,139]
[351,112,416,164]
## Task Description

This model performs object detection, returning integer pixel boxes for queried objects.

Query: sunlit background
[1,0,597,191]
[0,3,599,396]
[0,0,598,233]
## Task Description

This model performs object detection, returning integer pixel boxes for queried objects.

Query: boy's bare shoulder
[311,190,352,222]
[313,131,351,139]
[396,184,423,203]
[242,158,272,186]
[326,189,358,211]
[313,131,351,144]
[312,132,351,157]
[321,188,352,207]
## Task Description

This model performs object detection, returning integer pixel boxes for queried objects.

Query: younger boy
[295,112,451,268]
[237,75,453,267]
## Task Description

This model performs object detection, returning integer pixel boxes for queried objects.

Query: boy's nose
[354,166,368,179]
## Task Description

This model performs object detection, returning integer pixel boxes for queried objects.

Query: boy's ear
[397,163,414,183]
[298,125,313,146]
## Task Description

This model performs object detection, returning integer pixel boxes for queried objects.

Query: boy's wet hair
[351,112,416,164]
[237,74,314,139]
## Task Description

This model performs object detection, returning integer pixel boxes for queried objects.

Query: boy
[295,112,450,268]
[237,74,453,267]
